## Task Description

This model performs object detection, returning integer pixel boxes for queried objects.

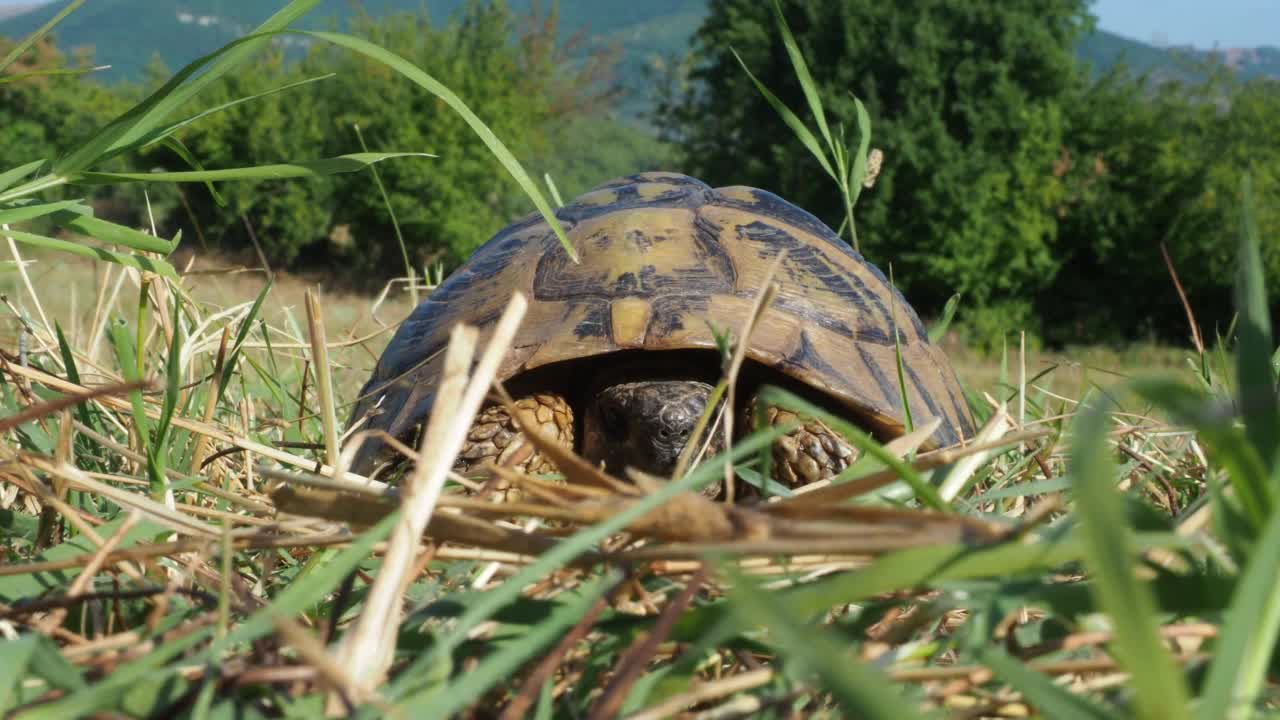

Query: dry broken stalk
[305,288,341,470]
[0,379,151,434]
[22,454,221,537]
[4,228,54,353]
[720,250,786,503]
[331,292,528,705]
[938,403,1012,502]
[5,362,372,483]
[330,322,475,706]
[627,669,775,720]
[1160,241,1205,355]
[190,325,231,475]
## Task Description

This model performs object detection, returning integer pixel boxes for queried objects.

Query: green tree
[147,49,331,265]
[0,37,142,229]
[658,0,1090,342]
[0,38,123,166]
[1049,64,1280,344]
[154,1,624,279]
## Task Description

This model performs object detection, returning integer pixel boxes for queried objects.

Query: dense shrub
[0,37,140,227]
[1050,70,1280,344]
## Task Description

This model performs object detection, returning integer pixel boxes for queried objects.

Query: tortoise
[346,172,974,491]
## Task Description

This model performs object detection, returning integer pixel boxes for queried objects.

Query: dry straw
[332,293,528,702]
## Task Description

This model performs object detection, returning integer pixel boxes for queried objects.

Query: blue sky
[1091,0,1280,48]
[1,0,1277,49]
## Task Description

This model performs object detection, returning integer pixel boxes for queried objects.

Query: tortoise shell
[347,172,974,473]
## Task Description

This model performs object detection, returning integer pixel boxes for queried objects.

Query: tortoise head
[581,379,724,478]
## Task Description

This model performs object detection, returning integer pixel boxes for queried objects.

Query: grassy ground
[3,3,1278,718]
[2,233,1260,719]
[2,246,411,397]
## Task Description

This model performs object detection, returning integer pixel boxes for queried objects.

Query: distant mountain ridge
[1078,28,1280,84]
[3,1,1277,102]
[0,0,704,86]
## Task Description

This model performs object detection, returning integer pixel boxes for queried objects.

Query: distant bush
[0,36,143,227]
[0,38,123,167]
[1049,68,1280,345]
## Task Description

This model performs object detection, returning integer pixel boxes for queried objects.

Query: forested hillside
[0,0,706,115]
[5,0,1278,99]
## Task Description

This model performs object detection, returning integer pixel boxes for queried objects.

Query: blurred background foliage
[2,0,1277,348]
[659,0,1280,348]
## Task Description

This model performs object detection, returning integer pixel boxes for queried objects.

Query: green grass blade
[149,300,184,494]
[1069,395,1191,720]
[54,1,320,173]
[976,648,1122,720]
[51,208,178,254]
[769,0,833,153]
[847,95,873,206]
[3,228,178,280]
[544,172,565,207]
[675,532,1188,652]
[0,199,85,226]
[0,65,108,84]
[301,29,578,263]
[17,626,212,720]
[354,124,412,291]
[53,322,94,430]
[889,266,915,434]
[1233,175,1279,480]
[217,280,273,409]
[79,152,432,184]
[1196,504,1280,720]
[725,565,922,719]
[401,573,619,716]
[928,294,962,343]
[139,73,337,153]
[0,634,40,710]
[0,0,85,74]
[157,136,226,207]
[730,48,837,182]
[0,160,46,193]
[1132,377,1270,535]
[108,319,150,455]
[999,336,1009,390]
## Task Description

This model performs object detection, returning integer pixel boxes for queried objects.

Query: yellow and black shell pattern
[346,172,974,473]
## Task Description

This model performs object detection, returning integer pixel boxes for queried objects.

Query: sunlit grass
[1,1,1277,718]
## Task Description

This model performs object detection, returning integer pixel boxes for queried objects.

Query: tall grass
[1,1,1277,718]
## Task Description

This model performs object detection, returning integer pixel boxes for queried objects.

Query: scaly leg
[746,400,858,489]
[454,392,574,501]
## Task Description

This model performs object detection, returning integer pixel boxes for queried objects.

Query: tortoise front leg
[454,392,574,501]
[746,396,858,489]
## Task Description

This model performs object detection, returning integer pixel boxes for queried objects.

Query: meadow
[2,1,1278,718]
